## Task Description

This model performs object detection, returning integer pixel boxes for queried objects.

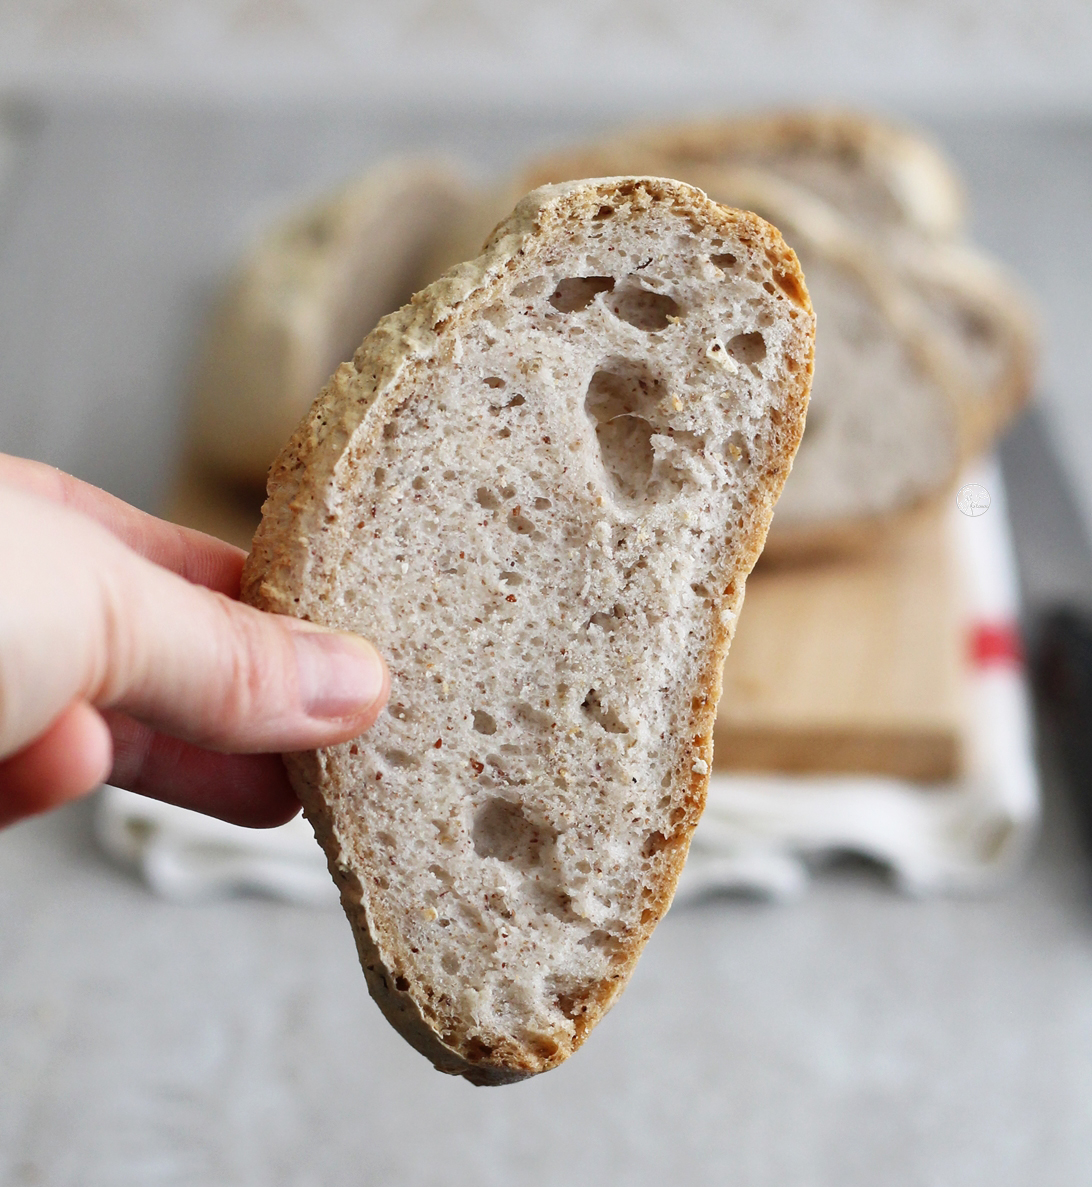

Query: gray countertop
[2,99,1092,1186]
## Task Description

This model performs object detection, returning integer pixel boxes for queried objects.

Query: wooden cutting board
[167,464,965,783]
[716,509,965,781]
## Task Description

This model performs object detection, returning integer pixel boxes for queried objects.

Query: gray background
[1,99,1092,1185]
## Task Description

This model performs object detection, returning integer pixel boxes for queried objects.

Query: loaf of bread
[242,178,815,1083]
[517,112,1034,557]
[520,110,966,241]
[191,161,472,485]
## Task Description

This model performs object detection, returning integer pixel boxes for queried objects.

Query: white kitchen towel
[95,787,340,905]
[96,459,1037,905]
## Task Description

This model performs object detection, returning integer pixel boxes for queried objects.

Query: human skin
[0,454,390,830]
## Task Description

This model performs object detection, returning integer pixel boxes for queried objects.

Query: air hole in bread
[473,710,497,735]
[642,829,671,858]
[727,332,767,364]
[383,748,418,769]
[584,365,661,504]
[554,990,592,1028]
[412,476,426,490]
[594,205,615,220]
[514,702,554,730]
[483,376,506,389]
[509,512,535,534]
[472,797,556,866]
[500,571,523,587]
[373,467,387,486]
[549,276,616,313]
[588,612,615,631]
[761,248,807,306]
[711,252,737,271]
[429,863,454,888]
[607,282,680,331]
[581,688,629,734]
[463,1037,495,1062]
[476,487,500,510]
[527,1035,561,1059]
[534,497,551,510]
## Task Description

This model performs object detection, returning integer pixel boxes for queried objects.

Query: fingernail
[292,630,387,720]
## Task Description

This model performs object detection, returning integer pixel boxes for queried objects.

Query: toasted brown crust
[242,177,813,1083]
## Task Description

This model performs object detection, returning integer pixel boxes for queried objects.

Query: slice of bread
[677,167,962,556]
[242,178,815,1084]
[190,160,472,486]
[888,236,1036,463]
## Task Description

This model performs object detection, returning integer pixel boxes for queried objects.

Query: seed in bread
[242,178,815,1084]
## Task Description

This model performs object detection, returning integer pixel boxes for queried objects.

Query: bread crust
[243,177,813,1083]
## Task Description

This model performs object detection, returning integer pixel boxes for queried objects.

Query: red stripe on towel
[969,622,1024,668]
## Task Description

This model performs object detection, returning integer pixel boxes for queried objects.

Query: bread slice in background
[242,178,815,1083]
[681,166,1034,557]
[190,160,472,486]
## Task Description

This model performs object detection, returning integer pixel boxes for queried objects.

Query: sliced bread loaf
[520,110,966,240]
[242,178,814,1083]
[519,120,1033,557]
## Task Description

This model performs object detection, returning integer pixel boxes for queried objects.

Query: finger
[1,490,390,758]
[104,710,301,829]
[0,453,246,595]
[0,701,113,828]
[94,561,392,751]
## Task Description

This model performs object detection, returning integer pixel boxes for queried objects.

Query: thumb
[94,558,390,752]
[0,492,389,758]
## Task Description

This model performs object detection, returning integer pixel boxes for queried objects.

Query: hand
[0,454,389,830]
